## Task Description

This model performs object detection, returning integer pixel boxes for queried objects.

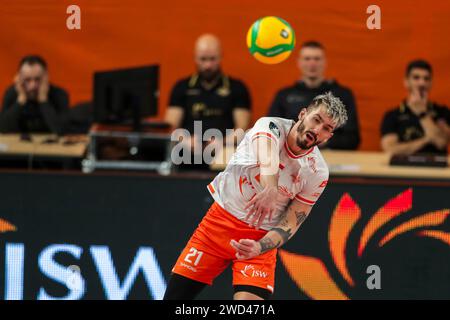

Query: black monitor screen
[93,65,159,125]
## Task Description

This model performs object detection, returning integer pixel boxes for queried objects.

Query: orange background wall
[1,0,449,151]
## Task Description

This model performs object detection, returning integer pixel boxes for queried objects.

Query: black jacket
[0,84,69,135]
[381,101,450,155]
[268,80,360,150]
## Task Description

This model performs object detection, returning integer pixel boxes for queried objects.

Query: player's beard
[199,68,221,83]
[296,120,319,149]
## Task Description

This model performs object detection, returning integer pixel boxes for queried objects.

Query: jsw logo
[240,264,268,278]
[1,241,166,300]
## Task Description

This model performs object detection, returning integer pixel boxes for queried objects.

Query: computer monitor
[93,65,159,130]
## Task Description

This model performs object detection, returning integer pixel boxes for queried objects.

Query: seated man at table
[165,34,251,170]
[381,60,450,155]
[0,55,69,136]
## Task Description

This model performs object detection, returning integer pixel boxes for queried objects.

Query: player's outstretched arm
[244,136,283,229]
[231,200,312,260]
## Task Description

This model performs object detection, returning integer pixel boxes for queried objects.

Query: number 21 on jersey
[184,247,204,266]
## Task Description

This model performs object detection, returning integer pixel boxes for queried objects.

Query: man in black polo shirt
[0,55,69,135]
[268,41,360,150]
[165,34,251,163]
[381,60,450,155]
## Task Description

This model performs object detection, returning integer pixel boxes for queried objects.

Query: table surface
[0,134,89,158]
[210,147,450,180]
[2,134,449,179]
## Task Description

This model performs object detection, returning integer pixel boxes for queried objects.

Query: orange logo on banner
[0,218,16,233]
[279,189,450,299]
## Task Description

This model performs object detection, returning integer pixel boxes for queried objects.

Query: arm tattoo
[272,227,292,244]
[258,209,308,253]
[278,212,290,228]
[295,211,308,227]
[259,237,280,253]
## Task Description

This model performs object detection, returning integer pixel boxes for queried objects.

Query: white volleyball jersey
[208,117,329,230]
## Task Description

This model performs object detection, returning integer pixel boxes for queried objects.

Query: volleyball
[246,16,296,64]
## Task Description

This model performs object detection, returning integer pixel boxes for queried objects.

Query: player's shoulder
[274,83,299,97]
[431,102,450,113]
[328,79,353,95]
[255,116,294,127]
[172,75,196,90]
[383,106,402,119]
[49,84,68,96]
[253,117,294,136]
[226,75,248,88]
[3,84,16,98]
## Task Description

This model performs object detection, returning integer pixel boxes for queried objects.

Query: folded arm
[231,199,312,259]
[244,135,281,229]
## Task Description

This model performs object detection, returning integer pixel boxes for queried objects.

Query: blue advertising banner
[0,172,449,299]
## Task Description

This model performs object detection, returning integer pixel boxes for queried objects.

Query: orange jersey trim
[207,183,215,194]
[284,141,313,159]
[295,194,315,205]
[252,132,277,143]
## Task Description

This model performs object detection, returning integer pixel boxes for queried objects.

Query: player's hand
[38,73,49,103]
[244,185,282,230]
[14,74,27,105]
[230,239,261,260]
[436,119,450,139]
[420,116,446,148]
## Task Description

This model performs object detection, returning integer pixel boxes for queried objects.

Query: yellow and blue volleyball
[246,16,296,64]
